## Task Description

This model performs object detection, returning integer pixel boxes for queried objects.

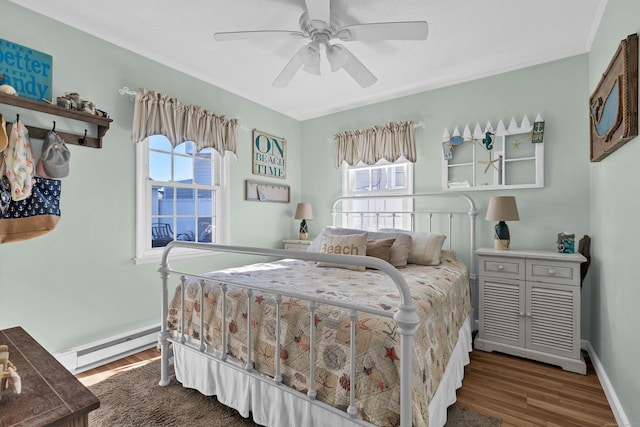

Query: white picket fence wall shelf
[441,114,544,191]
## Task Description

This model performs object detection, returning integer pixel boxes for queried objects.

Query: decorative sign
[252,129,286,179]
[0,38,52,102]
[532,120,545,143]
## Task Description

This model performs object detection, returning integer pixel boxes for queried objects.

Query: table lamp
[486,196,519,250]
[295,202,313,240]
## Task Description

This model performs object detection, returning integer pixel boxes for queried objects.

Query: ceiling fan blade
[337,21,428,41]
[272,49,305,87]
[214,30,304,41]
[304,0,331,27]
[339,45,377,88]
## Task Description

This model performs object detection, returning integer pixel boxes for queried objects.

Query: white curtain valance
[333,121,417,168]
[131,89,238,156]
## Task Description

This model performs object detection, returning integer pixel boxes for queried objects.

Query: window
[135,135,229,263]
[341,160,413,230]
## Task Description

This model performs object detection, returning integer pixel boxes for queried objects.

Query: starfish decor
[478,151,501,173]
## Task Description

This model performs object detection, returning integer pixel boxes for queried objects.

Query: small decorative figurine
[482,131,494,150]
[557,232,575,254]
[0,345,22,401]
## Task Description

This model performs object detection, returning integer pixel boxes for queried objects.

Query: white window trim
[134,139,230,265]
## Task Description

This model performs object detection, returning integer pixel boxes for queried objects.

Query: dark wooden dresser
[0,327,100,427]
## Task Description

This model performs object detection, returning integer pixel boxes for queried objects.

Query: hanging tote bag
[0,172,61,244]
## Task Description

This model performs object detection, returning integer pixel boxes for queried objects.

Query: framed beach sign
[252,129,286,179]
[589,33,638,162]
[0,38,52,102]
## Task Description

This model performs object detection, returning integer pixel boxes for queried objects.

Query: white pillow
[317,232,367,271]
[379,229,447,266]
[309,227,412,268]
[307,226,364,252]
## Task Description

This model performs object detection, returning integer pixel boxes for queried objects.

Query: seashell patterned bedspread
[167,250,471,427]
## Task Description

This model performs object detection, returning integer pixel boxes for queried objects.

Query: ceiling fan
[213,0,428,88]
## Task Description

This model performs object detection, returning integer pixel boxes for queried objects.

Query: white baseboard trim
[54,324,160,374]
[581,339,629,427]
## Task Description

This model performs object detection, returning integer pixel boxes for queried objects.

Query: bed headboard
[331,192,478,294]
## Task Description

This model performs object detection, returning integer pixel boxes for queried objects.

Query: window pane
[176,218,196,241]
[151,220,173,248]
[176,188,195,215]
[371,168,387,190]
[175,141,195,156]
[198,217,213,242]
[391,165,406,189]
[196,147,212,158]
[149,135,171,152]
[195,158,212,185]
[174,156,193,183]
[152,185,173,215]
[352,169,370,192]
[198,189,213,216]
[149,151,171,182]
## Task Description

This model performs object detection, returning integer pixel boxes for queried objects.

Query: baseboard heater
[55,324,160,374]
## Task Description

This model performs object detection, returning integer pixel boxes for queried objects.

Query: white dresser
[475,247,587,374]
[282,239,312,251]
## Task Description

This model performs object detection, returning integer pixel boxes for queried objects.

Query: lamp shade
[295,203,314,220]
[486,196,519,221]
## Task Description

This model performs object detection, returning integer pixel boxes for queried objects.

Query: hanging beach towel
[3,120,35,201]
[0,154,61,244]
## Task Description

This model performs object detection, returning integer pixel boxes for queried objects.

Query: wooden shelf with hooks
[0,92,112,148]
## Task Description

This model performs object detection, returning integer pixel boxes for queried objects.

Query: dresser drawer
[283,240,312,251]
[526,259,580,286]
[478,256,525,280]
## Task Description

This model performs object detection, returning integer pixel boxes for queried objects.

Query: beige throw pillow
[308,227,412,268]
[317,233,367,271]
[366,238,396,263]
[379,229,447,266]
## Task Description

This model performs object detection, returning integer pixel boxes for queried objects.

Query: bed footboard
[159,244,420,427]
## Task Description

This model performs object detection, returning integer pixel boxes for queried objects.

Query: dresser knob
[497,265,504,270]
[548,269,555,275]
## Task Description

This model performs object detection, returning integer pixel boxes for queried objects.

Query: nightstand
[283,239,312,251]
[475,247,587,374]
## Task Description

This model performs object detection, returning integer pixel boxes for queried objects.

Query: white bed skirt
[173,313,473,427]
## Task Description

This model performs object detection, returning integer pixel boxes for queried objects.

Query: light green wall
[0,1,301,352]
[2,1,634,422]
[588,0,640,423]
[301,54,591,328]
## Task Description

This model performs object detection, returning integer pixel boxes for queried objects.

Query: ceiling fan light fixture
[298,42,320,67]
[326,44,349,72]
[302,64,321,75]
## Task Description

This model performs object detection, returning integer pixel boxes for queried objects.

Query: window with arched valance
[131,88,238,156]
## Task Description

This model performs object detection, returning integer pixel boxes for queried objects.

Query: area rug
[88,360,500,427]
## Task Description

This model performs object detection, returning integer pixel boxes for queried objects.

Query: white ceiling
[12,0,606,121]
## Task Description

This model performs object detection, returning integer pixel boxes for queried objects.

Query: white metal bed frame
[158,193,477,427]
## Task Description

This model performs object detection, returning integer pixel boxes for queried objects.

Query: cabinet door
[525,282,580,359]
[479,277,525,347]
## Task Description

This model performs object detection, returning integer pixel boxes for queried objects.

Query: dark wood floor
[77,347,617,426]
